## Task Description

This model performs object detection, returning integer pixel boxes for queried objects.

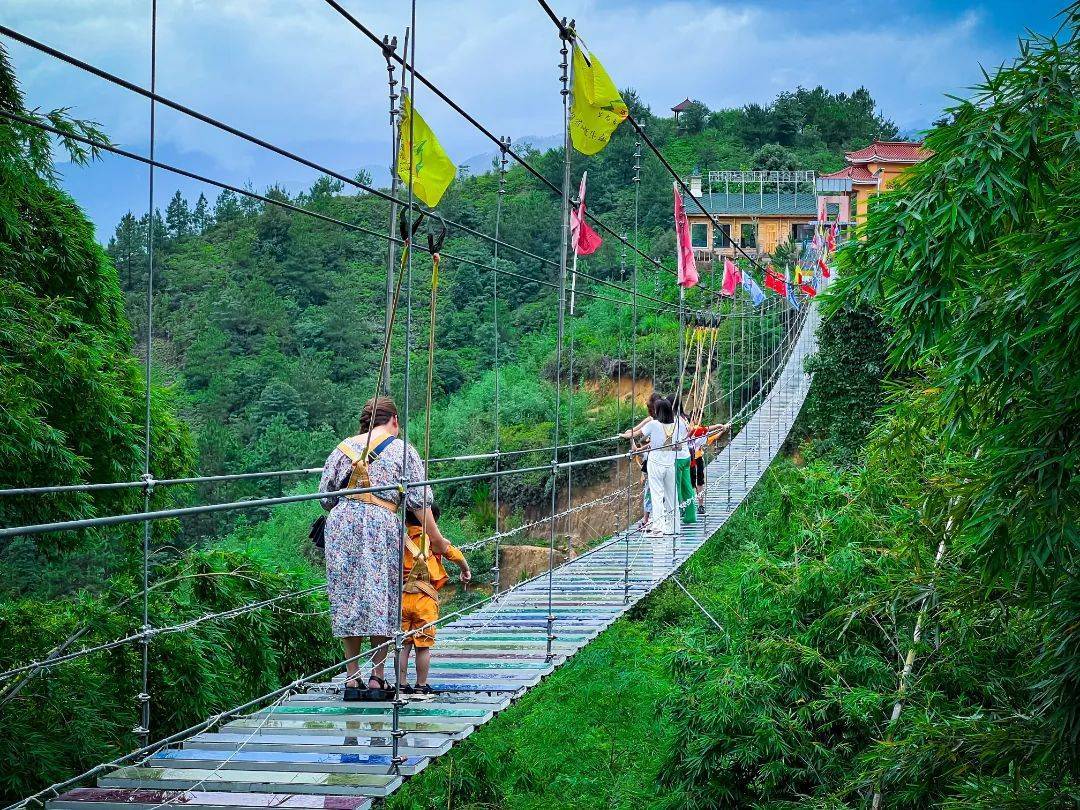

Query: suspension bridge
[0,0,835,807]
[33,300,817,810]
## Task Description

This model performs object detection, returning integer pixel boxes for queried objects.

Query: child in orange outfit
[398,504,471,698]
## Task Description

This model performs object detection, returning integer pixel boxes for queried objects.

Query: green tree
[191,191,212,233]
[751,142,798,172]
[353,168,373,188]
[107,211,145,291]
[678,100,709,134]
[0,43,193,593]
[832,1,1080,768]
[165,189,192,239]
[213,188,242,223]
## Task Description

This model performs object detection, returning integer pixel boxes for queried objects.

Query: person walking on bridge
[628,397,680,537]
[670,394,697,524]
[319,396,446,700]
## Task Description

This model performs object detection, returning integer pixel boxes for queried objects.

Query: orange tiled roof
[845,140,931,164]
[819,165,878,183]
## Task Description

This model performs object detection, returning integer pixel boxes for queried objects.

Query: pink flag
[721,257,740,297]
[570,172,603,256]
[827,218,839,252]
[673,182,698,288]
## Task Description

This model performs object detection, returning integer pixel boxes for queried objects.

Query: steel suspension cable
[0,108,676,326]
[0,585,328,683]
[0,25,684,321]
[0,459,659,684]
[0,27,564,283]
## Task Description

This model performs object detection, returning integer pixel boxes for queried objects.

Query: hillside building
[682,169,819,261]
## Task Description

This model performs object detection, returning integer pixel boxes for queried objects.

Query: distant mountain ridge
[459,133,561,175]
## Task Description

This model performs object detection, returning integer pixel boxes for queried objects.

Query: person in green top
[670,394,697,524]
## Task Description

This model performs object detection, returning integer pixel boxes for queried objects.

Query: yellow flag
[397,92,456,208]
[569,43,628,155]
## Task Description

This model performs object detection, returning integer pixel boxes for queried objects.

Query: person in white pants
[639,398,680,537]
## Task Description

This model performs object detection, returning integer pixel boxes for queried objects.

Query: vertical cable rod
[136,0,159,750]
[546,19,573,663]
[491,136,509,598]
[726,288,734,507]
[381,35,401,395]
[626,138,642,604]
[391,1,418,772]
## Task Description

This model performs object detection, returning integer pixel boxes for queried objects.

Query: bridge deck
[47,314,815,810]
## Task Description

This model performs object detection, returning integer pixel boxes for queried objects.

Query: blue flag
[741,272,765,306]
[786,285,802,311]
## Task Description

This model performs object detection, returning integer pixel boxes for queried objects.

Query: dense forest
[3,6,1075,806]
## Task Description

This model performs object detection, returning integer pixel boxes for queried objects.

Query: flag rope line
[315,0,679,282]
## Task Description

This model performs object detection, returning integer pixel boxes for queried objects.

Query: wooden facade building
[683,170,818,262]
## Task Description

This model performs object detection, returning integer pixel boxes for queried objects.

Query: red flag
[827,218,840,252]
[721,257,740,297]
[673,183,699,288]
[764,265,787,297]
[817,257,831,278]
[800,282,818,298]
[570,172,603,256]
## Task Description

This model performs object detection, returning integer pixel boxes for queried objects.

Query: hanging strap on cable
[694,326,719,426]
[684,327,706,414]
[423,215,448,464]
[358,208,426,463]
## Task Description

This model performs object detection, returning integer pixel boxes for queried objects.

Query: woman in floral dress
[319,396,445,696]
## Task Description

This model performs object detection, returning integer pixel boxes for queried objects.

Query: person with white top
[633,398,680,537]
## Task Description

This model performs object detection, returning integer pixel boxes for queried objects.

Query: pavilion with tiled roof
[671,98,694,127]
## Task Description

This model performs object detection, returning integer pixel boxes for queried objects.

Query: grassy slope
[386,458,800,809]
[386,621,682,810]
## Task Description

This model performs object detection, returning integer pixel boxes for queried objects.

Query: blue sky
[3,0,1064,240]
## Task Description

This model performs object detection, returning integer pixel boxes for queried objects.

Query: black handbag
[309,515,327,550]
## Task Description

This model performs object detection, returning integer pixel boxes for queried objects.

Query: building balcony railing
[694,246,761,262]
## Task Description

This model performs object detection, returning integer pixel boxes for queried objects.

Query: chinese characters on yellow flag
[397,92,457,208]
[569,42,628,155]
